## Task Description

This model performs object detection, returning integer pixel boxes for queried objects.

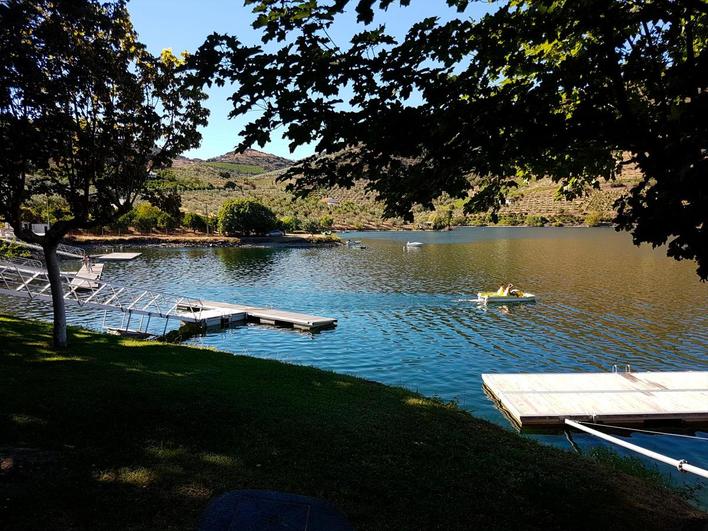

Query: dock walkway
[69,263,104,290]
[201,300,337,330]
[0,260,336,332]
[482,371,708,429]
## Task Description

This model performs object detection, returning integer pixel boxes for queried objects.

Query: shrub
[279,215,300,232]
[429,206,454,230]
[302,218,321,234]
[157,211,180,232]
[319,214,334,230]
[182,212,207,232]
[223,181,237,190]
[524,214,546,227]
[549,214,582,226]
[497,213,522,226]
[110,210,134,233]
[132,203,162,233]
[584,211,603,227]
[217,198,277,235]
[451,215,468,227]
[468,213,492,226]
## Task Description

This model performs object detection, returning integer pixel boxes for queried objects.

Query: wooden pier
[69,263,104,290]
[482,371,708,429]
[199,300,337,331]
[94,252,142,261]
[0,260,337,334]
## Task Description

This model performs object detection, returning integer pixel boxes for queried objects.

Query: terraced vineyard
[172,151,644,229]
[180,170,404,230]
[496,167,643,226]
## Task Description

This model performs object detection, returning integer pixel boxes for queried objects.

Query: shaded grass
[0,315,705,530]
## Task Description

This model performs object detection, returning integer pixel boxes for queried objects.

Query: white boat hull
[478,293,536,304]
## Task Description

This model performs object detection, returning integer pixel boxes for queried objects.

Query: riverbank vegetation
[0,315,704,531]
[59,165,627,237]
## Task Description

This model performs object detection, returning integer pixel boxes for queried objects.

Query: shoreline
[342,223,613,232]
[66,233,342,249]
[67,223,612,248]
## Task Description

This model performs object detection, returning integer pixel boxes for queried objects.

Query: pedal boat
[477,291,536,304]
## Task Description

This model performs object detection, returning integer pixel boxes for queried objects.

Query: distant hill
[208,148,294,172]
[166,148,642,229]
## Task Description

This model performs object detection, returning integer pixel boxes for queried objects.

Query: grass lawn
[0,315,705,530]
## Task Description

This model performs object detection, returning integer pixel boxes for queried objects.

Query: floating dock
[0,260,337,333]
[69,263,104,290]
[482,371,708,429]
[94,252,142,261]
[199,300,337,331]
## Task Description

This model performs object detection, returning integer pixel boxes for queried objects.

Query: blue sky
[128,0,490,160]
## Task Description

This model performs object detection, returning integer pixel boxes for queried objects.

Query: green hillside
[163,153,643,230]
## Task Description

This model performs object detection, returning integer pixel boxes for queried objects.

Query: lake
[2,227,707,501]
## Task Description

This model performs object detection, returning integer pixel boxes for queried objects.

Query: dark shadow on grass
[0,315,706,531]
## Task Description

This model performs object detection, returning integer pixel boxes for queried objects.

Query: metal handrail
[0,262,211,323]
[0,257,44,269]
[0,235,85,259]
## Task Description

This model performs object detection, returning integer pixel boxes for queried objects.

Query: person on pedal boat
[496,283,522,297]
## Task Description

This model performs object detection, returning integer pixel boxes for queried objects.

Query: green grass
[0,315,704,530]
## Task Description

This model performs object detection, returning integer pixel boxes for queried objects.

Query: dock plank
[482,371,708,428]
[200,299,337,330]
[69,263,104,290]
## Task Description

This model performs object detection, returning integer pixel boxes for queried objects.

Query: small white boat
[406,241,424,247]
[477,291,536,304]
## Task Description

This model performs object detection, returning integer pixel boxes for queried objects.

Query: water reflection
[213,247,279,282]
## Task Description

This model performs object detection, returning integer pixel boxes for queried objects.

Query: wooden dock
[482,371,708,429]
[1,260,337,334]
[69,263,104,290]
[199,300,337,331]
[94,252,142,261]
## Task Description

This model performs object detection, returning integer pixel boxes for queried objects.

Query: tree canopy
[0,0,207,345]
[193,0,708,278]
[217,198,278,235]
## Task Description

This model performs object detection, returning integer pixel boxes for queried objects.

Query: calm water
[2,227,707,501]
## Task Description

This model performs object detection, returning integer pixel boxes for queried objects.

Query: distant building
[321,197,339,206]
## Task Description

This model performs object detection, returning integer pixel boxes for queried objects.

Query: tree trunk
[43,241,68,348]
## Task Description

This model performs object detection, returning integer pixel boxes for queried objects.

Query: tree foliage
[217,198,278,235]
[0,0,207,346]
[193,0,708,278]
[183,211,208,232]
